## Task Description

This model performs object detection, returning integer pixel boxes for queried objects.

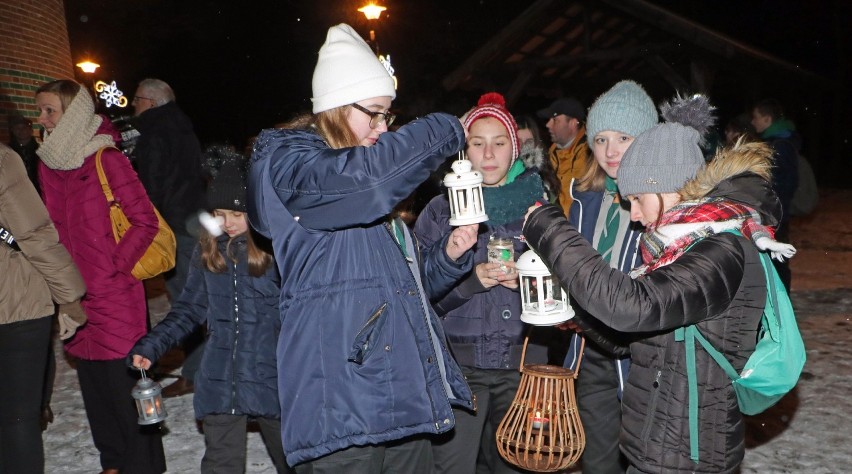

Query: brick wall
[0,0,74,143]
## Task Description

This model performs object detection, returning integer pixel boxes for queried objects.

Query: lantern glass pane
[455,189,467,214]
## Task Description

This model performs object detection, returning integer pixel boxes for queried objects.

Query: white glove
[58,312,83,340]
[754,236,797,262]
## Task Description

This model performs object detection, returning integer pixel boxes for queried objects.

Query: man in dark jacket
[131,78,207,396]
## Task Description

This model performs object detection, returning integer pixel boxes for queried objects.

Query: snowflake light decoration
[95,80,128,108]
[378,55,398,90]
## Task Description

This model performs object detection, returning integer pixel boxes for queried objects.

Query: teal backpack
[675,246,806,463]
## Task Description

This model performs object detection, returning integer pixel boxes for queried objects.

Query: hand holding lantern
[131,369,167,425]
[444,151,488,226]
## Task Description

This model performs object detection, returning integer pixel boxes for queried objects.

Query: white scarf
[36,87,115,170]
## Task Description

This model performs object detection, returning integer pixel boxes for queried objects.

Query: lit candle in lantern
[531,411,549,430]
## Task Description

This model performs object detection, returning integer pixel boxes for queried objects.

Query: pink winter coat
[40,124,157,360]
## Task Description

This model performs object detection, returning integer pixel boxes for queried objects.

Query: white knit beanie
[311,24,396,114]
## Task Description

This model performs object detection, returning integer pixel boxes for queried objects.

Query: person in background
[416,93,550,473]
[516,114,560,203]
[536,97,590,215]
[523,95,794,473]
[0,142,86,473]
[248,24,478,472]
[131,77,208,397]
[724,113,758,146]
[36,79,166,474]
[130,148,292,474]
[8,115,40,194]
[751,98,799,291]
[560,80,659,474]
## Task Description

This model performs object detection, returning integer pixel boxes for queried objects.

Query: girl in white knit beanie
[248,24,480,472]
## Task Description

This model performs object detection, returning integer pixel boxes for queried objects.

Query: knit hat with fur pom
[311,24,396,113]
[617,93,716,196]
[463,92,520,160]
[586,80,658,145]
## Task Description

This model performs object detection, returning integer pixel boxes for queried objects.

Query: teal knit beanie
[586,80,658,145]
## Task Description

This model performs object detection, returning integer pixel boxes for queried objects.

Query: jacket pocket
[348,302,388,364]
[641,369,663,441]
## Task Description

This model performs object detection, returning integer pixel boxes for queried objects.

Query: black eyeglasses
[351,103,396,129]
[132,95,155,104]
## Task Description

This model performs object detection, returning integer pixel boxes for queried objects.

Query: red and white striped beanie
[463,92,520,161]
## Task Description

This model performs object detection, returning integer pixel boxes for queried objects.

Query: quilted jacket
[129,235,281,420]
[40,122,158,360]
[524,159,779,472]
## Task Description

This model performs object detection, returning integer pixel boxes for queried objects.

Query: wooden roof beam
[509,42,674,70]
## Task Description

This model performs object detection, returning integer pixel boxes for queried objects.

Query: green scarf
[482,169,545,227]
[760,118,795,139]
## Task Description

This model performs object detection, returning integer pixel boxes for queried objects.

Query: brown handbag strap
[94,147,119,203]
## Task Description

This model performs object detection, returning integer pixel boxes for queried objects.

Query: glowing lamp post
[131,369,167,425]
[443,152,488,226]
[358,3,386,20]
[76,61,100,74]
[516,250,574,326]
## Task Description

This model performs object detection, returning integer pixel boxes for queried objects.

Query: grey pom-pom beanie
[616,122,705,196]
[586,80,658,145]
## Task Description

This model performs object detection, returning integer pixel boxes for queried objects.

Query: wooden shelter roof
[443,0,829,105]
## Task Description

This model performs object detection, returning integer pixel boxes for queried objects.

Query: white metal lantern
[444,152,488,225]
[132,369,167,425]
[516,249,574,326]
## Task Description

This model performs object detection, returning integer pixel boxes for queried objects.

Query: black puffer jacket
[524,149,780,472]
[132,101,206,235]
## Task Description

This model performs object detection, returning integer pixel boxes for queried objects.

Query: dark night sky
[65,1,846,155]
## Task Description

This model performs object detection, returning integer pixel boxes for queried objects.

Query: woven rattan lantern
[496,338,586,472]
[516,249,574,326]
[443,151,488,225]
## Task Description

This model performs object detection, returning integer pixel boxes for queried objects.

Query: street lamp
[76,61,100,74]
[358,3,386,20]
[357,2,386,53]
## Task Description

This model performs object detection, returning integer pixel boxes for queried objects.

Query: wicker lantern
[515,249,574,326]
[443,151,488,225]
[132,369,167,425]
[496,338,586,472]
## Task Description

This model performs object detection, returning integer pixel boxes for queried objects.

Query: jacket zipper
[384,220,448,428]
[230,257,239,415]
[641,369,663,441]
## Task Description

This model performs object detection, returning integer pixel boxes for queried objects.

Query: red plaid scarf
[634,198,773,276]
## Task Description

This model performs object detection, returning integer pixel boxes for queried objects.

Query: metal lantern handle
[519,332,586,378]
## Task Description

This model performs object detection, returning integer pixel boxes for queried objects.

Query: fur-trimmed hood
[518,140,545,170]
[680,139,782,227]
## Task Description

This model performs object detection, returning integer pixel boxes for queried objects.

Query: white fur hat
[311,24,396,114]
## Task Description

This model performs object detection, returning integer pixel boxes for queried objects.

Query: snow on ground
[44,190,852,473]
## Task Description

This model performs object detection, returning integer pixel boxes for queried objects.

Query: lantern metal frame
[515,249,574,326]
[443,151,488,226]
[132,369,167,425]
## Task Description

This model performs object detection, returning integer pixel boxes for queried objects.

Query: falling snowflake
[95,80,128,108]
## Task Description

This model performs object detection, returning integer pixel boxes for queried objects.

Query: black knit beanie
[203,145,248,212]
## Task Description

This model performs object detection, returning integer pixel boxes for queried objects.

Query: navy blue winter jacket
[414,169,550,370]
[128,235,281,420]
[247,113,474,466]
[563,180,642,393]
